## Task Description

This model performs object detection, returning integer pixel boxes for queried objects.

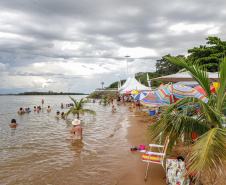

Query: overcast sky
[0,0,226,94]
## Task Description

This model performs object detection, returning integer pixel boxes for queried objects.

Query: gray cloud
[0,0,226,93]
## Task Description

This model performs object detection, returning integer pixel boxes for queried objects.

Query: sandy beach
[116,105,199,185]
[116,108,166,185]
[117,105,226,185]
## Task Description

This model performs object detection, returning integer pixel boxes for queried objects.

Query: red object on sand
[194,85,215,96]
[184,131,198,140]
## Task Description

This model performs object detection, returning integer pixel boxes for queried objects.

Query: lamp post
[125,55,130,77]
[101,81,104,89]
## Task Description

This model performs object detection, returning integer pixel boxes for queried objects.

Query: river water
[0,95,132,185]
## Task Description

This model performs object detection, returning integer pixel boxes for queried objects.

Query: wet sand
[118,106,223,185]
[116,108,166,185]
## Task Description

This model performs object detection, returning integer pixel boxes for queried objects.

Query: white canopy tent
[118,76,131,91]
[149,71,219,82]
[120,77,152,94]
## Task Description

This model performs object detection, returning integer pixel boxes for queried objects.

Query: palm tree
[148,56,226,183]
[99,95,111,105]
[66,96,96,119]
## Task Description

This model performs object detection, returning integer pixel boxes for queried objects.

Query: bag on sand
[166,159,190,185]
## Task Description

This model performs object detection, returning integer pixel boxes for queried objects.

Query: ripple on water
[0,96,131,185]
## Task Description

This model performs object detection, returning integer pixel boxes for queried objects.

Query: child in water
[111,105,117,113]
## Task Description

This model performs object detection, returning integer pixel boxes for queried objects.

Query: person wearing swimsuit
[66,119,82,140]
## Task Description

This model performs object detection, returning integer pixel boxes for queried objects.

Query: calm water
[0,95,132,185]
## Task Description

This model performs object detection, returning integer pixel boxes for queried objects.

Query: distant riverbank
[1,92,89,96]
[87,90,118,99]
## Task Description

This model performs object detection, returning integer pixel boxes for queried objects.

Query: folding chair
[142,134,169,181]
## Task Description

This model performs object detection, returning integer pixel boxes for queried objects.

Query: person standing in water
[18,108,25,114]
[46,106,51,112]
[66,119,82,140]
[9,119,18,128]
[54,111,60,119]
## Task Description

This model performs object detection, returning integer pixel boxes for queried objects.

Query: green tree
[187,36,226,72]
[66,96,96,119]
[155,54,184,75]
[109,80,126,88]
[135,72,163,87]
[148,56,226,183]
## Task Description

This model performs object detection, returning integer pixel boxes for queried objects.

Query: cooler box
[149,110,155,116]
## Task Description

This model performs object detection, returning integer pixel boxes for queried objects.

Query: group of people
[17,107,31,114]
[54,111,66,119]
[12,102,83,141]
[18,105,50,114]
[61,103,75,109]
[33,106,42,112]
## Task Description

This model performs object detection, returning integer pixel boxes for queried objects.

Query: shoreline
[116,107,166,185]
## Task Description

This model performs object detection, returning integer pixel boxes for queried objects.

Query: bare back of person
[70,126,82,138]
[66,119,82,140]
[9,123,18,128]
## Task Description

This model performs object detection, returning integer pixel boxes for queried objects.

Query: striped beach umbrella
[167,84,209,103]
[140,91,165,107]
[154,87,173,105]
[134,92,148,101]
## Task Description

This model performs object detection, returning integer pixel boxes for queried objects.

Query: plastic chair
[142,134,170,181]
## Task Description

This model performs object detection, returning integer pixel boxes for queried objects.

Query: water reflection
[10,128,16,136]
[71,140,84,154]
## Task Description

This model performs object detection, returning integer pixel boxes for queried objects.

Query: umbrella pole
[171,82,173,104]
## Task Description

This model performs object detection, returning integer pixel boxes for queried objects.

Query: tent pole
[171,82,173,104]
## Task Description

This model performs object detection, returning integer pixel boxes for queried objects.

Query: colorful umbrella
[154,87,174,105]
[140,91,165,107]
[154,85,209,104]
[167,84,209,103]
[134,92,148,101]
[194,85,215,96]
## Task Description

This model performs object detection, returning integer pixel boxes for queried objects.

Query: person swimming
[112,105,117,112]
[9,119,18,128]
[18,107,25,114]
[55,111,60,119]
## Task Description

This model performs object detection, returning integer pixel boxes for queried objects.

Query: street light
[125,55,130,77]
[101,81,104,89]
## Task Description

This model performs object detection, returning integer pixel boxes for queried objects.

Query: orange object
[194,85,215,96]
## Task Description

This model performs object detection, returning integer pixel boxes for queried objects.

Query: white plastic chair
[142,134,170,181]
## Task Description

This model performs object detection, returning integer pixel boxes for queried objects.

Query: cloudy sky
[0,0,226,94]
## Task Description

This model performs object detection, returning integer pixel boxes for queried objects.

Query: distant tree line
[108,36,225,88]
[17,91,88,95]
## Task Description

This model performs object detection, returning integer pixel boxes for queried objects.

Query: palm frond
[147,96,224,150]
[83,109,96,115]
[69,96,78,107]
[148,113,211,151]
[216,57,226,111]
[67,96,96,118]
[188,128,226,180]
[65,108,74,116]
[165,56,211,97]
